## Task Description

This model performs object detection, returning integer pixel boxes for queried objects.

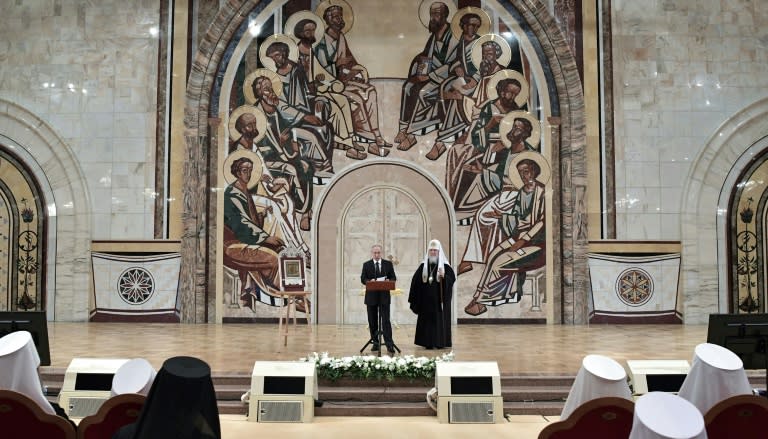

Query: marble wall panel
[112,165,147,190]
[613,0,768,241]
[0,0,160,244]
[91,252,180,314]
[589,254,680,312]
[681,98,768,322]
[0,99,91,321]
[612,0,768,322]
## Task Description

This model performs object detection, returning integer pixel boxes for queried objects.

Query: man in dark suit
[360,244,397,353]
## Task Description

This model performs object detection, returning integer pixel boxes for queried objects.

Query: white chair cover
[0,330,56,414]
[629,391,707,439]
[559,354,632,419]
[111,358,156,396]
[677,342,752,414]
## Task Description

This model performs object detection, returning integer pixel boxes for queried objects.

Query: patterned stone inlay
[615,267,653,306]
[118,267,156,305]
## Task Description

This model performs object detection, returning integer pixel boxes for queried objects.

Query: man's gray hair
[482,40,503,58]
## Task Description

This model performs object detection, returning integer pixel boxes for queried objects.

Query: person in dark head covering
[113,356,220,439]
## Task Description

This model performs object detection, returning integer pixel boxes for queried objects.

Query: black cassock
[408,263,456,349]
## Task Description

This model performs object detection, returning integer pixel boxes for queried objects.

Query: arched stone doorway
[314,160,455,324]
[0,99,91,321]
[683,97,768,322]
[181,0,587,324]
[726,145,768,314]
[338,186,424,325]
[0,146,48,312]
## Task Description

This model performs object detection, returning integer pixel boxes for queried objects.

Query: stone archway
[0,99,91,321]
[683,97,768,323]
[181,0,587,324]
[724,143,768,314]
[313,160,455,324]
[0,146,48,313]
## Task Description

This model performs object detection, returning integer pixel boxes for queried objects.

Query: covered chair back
[629,391,706,439]
[76,393,146,439]
[0,330,56,414]
[704,394,768,439]
[538,397,634,439]
[111,359,156,396]
[559,354,632,420]
[0,389,76,439]
[678,343,752,414]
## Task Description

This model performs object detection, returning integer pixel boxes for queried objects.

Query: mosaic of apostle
[221,0,551,321]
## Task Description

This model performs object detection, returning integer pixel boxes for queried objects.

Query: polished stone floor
[47,322,709,374]
[44,322,747,438]
[219,414,550,438]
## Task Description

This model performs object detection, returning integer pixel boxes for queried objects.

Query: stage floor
[220,414,550,438]
[47,322,711,374]
[46,322,764,438]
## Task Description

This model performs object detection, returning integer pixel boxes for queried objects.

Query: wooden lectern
[365,280,396,292]
[360,280,400,356]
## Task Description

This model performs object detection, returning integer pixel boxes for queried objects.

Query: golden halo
[315,0,354,34]
[499,111,540,149]
[450,7,490,40]
[243,68,282,105]
[259,34,300,72]
[228,105,268,145]
[223,149,264,191]
[485,69,529,107]
[506,151,551,189]
[284,11,325,48]
[470,34,512,72]
[418,0,457,29]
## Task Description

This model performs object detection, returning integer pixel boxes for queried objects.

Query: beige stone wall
[612,0,768,240]
[611,0,768,322]
[0,0,160,240]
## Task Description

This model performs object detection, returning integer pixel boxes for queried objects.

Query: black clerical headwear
[113,356,221,439]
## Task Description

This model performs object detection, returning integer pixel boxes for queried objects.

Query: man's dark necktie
[375,261,380,278]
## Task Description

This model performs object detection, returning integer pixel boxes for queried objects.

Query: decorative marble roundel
[117,267,155,305]
[615,268,653,306]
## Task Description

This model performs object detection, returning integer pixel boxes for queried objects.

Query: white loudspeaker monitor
[58,358,129,418]
[249,361,317,423]
[436,361,504,424]
[627,359,690,396]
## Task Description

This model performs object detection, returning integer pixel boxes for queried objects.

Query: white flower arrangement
[301,351,455,382]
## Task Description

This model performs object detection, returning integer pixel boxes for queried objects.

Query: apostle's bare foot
[368,143,390,157]
[397,134,417,151]
[425,142,447,160]
[346,148,367,160]
[394,130,408,144]
[457,260,473,275]
[300,211,311,231]
[375,136,393,148]
[464,299,487,316]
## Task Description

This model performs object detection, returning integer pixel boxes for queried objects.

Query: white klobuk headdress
[422,239,450,283]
